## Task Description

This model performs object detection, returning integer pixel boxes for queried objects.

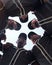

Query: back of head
[3,42,14,50]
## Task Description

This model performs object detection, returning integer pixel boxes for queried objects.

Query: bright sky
[2,11,45,50]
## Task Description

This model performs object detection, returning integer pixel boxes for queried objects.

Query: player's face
[30,35,40,44]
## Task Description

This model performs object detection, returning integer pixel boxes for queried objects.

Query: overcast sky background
[2,11,45,50]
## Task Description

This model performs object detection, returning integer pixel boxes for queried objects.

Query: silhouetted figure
[0,0,52,31]
[28,31,52,65]
[0,33,40,65]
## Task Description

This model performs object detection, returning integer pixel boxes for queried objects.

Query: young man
[0,32,16,65]
[7,19,21,30]
[16,33,27,48]
[28,32,41,44]
[28,31,52,65]
[0,33,40,65]
[28,19,39,30]
[11,33,40,65]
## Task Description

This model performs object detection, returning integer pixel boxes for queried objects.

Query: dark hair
[28,32,37,39]
[19,15,28,23]
[18,33,27,40]
[3,42,14,49]
[15,22,21,30]
[8,22,21,30]
[28,21,39,30]
[28,21,34,29]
